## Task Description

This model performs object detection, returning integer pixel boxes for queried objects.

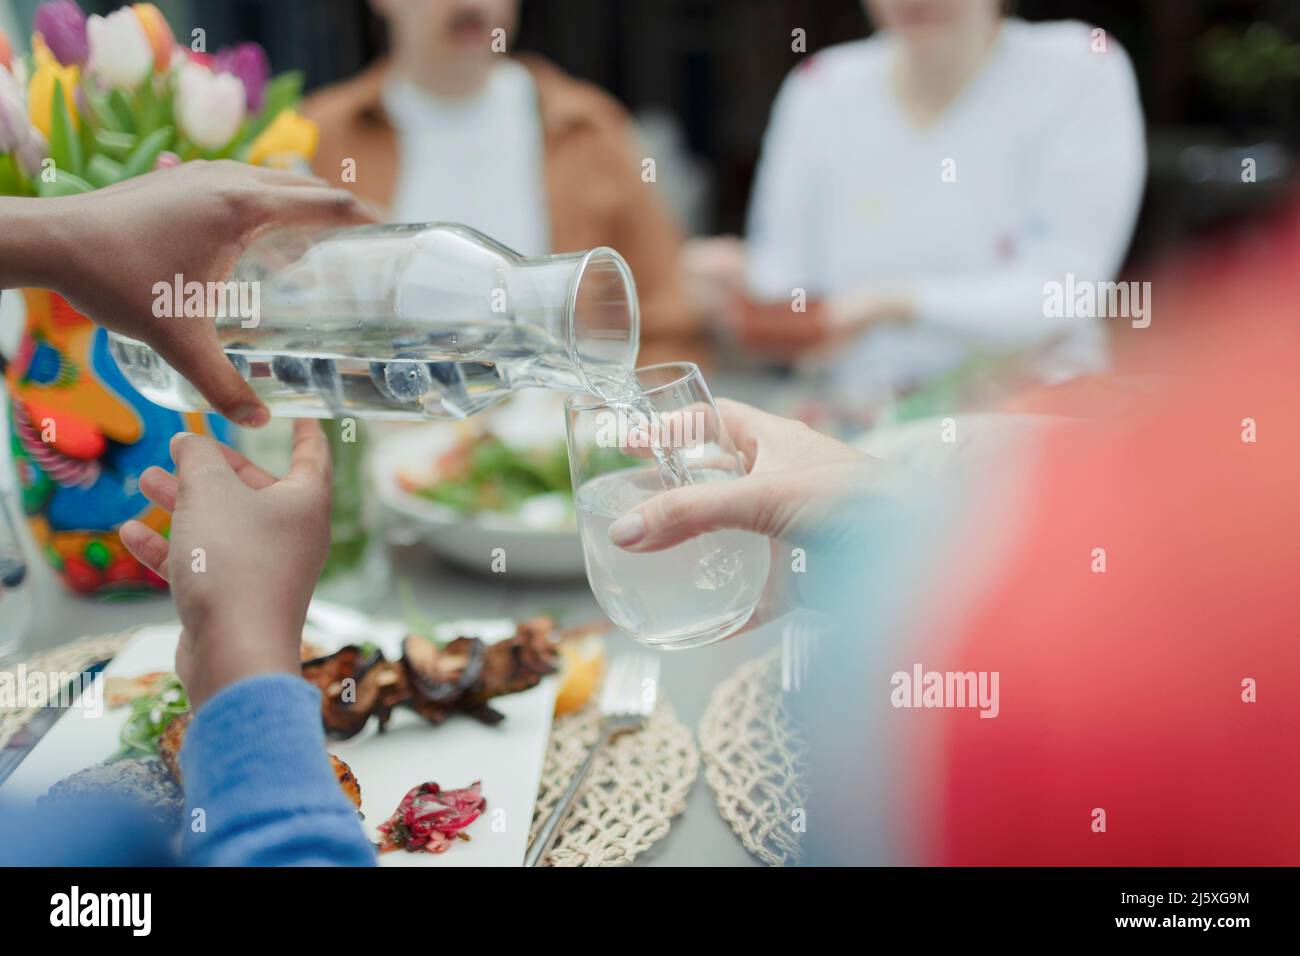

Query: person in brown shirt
[302,0,702,365]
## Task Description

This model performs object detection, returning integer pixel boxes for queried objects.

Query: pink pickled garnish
[377,781,485,854]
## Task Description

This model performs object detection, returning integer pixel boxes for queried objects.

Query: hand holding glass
[565,363,770,650]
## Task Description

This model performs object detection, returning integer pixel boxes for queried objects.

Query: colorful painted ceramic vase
[4,289,230,596]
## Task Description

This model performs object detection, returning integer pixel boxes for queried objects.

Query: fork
[524,653,660,867]
[781,618,817,696]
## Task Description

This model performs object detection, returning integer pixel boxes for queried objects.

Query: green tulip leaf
[0,155,25,196]
[121,126,174,180]
[158,81,176,135]
[86,91,125,133]
[108,91,136,134]
[135,80,163,137]
[79,117,97,170]
[92,129,139,163]
[86,154,126,189]
[36,169,96,197]
[49,78,83,178]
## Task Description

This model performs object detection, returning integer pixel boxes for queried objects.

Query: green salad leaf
[112,674,189,761]
[414,437,573,515]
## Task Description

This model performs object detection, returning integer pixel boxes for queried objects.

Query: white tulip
[176,62,245,150]
[86,10,153,91]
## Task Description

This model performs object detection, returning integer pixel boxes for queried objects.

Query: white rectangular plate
[1,617,557,867]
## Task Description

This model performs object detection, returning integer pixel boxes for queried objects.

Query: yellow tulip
[28,35,80,138]
[247,109,319,168]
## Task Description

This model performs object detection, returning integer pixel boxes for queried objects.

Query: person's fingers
[139,439,276,512]
[196,158,327,190]
[152,333,269,428]
[119,519,171,581]
[246,165,331,189]
[170,431,238,496]
[714,398,786,469]
[285,419,332,487]
[261,184,379,228]
[138,465,178,512]
[216,442,278,490]
[608,475,784,552]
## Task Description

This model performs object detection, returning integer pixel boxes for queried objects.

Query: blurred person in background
[304,0,703,364]
[692,0,1145,403]
[629,194,1300,865]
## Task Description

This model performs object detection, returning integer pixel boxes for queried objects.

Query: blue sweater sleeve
[179,673,375,866]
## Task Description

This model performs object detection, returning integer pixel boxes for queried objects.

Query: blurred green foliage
[1199,23,1300,103]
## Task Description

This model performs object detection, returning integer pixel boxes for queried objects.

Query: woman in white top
[719,0,1146,391]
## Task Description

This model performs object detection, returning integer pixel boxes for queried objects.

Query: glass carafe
[107,223,640,420]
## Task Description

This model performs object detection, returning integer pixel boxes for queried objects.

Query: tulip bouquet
[0,0,318,197]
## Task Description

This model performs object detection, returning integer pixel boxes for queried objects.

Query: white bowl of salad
[371,393,588,579]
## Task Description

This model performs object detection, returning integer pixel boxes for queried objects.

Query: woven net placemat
[528,700,698,866]
[698,648,809,866]
[2,633,699,866]
[0,631,134,751]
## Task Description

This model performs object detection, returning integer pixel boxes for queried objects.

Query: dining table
[1,368,814,867]
[12,537,780,867]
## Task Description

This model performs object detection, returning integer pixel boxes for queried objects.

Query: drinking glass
[565,363,770,650]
